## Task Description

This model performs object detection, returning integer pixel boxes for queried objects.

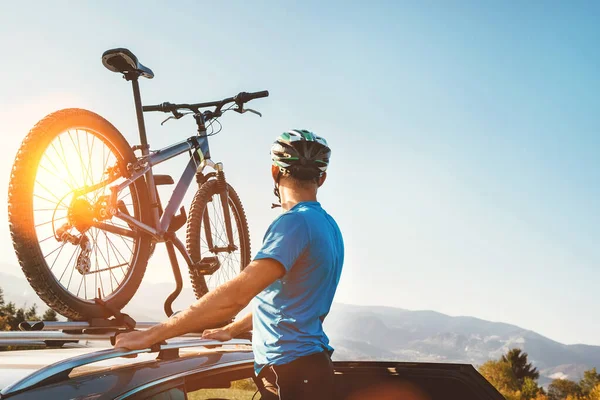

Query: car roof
[0,342,106,390]
[0,338,254,399]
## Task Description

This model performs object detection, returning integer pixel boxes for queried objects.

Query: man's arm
[202,312,253,341]
[114,259,283,350]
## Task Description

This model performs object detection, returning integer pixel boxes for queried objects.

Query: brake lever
[161,115,176,126]
[161,110,185,126]
[241,108,262,117]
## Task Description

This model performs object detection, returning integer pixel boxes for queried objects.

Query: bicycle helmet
[270,130,331,207]
[271,129,331,180]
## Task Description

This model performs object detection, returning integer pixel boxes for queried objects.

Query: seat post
[130,76,150,152]
[129,74,160,227]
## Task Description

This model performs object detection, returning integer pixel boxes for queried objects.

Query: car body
[0,334,504,400]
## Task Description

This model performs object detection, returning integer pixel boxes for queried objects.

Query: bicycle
[8,48,268,322]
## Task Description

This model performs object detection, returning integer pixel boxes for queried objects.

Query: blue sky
[0,1,598,345]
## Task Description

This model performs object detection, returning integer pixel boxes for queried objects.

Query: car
[0,328,504,399]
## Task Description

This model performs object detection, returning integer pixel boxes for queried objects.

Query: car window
[130,365,259,400]
[187,377,259,400]
[184,366,260,400]
[144,387,187,400]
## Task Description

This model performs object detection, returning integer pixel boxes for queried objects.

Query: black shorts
[257,351,334,400]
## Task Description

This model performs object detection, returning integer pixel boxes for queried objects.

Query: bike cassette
[191,256,220,275]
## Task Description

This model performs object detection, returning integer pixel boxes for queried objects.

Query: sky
[0,1,598,345]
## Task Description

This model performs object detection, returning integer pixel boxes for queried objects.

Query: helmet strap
[271,171,283,209]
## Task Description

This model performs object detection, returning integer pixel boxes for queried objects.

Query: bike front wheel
[185,179,251,301]
[8,108,152,320]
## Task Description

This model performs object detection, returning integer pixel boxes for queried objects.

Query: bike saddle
[102,48,154,79]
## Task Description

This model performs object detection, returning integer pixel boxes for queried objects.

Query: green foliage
[479,351,600,400]
[480,359,520,394]
[580,368,600,396]
[0,287,7,331]
[0,286,46,332]
[589,383,600,400]
[522,377,541,399]
[42,308,58,322]
[548,379,581,400]
[480,348,546,400]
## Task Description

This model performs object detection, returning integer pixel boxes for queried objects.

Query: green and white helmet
[270,129,331,180]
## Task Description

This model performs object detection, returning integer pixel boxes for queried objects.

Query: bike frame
[108,136,215,239]
[94,75,224,243]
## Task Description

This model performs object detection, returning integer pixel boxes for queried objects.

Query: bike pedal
[191,256,220,275]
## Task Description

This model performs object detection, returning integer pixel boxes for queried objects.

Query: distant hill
[1,269,598,386]
[323,303,600,387]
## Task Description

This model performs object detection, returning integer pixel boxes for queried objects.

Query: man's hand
[114,329,154,352]
[202,327,233,342]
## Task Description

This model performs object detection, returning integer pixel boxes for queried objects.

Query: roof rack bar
[0,338,252,396]
[19,320,160,331]
[0,331,206,343]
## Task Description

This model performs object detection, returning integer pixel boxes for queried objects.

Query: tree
[548,379,581,400]
[580,368,600,396]
[25,304,40,322]
[502,348,540,386]
[522,377,541,399]
[42,308,58,321]
[0,287,7,331]
[480,359,520,396]
[589,383,600,400]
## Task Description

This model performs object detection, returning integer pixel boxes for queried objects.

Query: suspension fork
[215,167,236,249]
[196,163,236,251]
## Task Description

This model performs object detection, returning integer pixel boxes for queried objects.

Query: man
[114,129,344,399]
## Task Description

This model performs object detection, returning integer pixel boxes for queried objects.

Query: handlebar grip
[142,102,174,112]
[236,90,269,103]
[142,105,161,112]
[249,90,269,99]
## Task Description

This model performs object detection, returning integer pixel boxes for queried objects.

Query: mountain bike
[8,48,268,322]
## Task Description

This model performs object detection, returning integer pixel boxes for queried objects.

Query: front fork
[216,169,236,249]
[196,164,236,251]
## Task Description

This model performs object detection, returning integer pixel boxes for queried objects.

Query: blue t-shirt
[252,201,344,375]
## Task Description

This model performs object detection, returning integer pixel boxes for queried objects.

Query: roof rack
[0,337,252,397]
[0,320,210,348]
[0,330,207,343]
[18,320,160,332]
[1,320,252,346]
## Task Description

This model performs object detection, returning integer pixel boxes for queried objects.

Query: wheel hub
[68,198,95,233]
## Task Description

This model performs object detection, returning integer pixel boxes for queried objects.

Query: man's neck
[279,188,317,211]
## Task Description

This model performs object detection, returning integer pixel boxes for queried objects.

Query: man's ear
[271,164,280,181]
[318,172,327,187]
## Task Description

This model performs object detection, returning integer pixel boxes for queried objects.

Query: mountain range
[1,268,597,386]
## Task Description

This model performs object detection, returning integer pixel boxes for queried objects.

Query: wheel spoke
[37,162,74,190]
[34,215,67,228]
[70,130,92,187]
[54,137,80,189]
[59,245,78,284]
[102,230,131,274]
[34,180,70,208]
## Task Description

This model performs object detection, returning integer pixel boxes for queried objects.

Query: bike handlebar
[142,90,269,113]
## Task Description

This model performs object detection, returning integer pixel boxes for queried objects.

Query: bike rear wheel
[8,108,152,320]
[186,179,251,301]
